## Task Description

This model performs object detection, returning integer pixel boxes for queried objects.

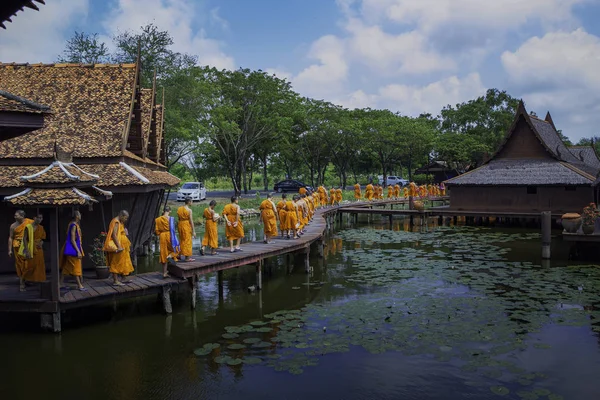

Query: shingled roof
[0,63,137,159]
[570,146,600,171]
[446,101,597,186]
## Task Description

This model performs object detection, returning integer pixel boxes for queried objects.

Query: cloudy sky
[1,0,600,141]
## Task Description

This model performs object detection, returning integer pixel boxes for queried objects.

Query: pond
[1,217,599,400]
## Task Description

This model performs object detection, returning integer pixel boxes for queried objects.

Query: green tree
[57,32,110,63]
[207,68,296,194]
[439,88,519,166]
[576,136,600,153]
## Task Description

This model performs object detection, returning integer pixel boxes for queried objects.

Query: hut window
[565,186,576,192]
[527,186,537,194]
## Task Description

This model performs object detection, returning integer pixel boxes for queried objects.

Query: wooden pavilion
[0,62,179,274]
[445,102,599,213]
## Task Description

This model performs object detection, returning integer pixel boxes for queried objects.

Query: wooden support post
[189,275,197,310]
[304,247,311,273]
[165,315,172,338]
[317,239,324,257]
[218,270,224,300]
[50,208,60,302]
[40,312,61,333]
[541,211,551,260]
[438,215,443,225]
[453,215,457,225]
[389,214,393,225]
[410,215,414,227]
[256,261,263,290]
[162,286,172,314]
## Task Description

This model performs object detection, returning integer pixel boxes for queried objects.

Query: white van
[177,182,207,202]
[378,176,409,186]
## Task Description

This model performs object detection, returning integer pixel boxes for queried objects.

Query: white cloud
[291,35,348,99]
[344,18,455,74]
[0,0,89,62]
[209,7,229,31]
[501,28,600,141]
[265,68,293,82]
[377,73,485,116]
[103,0,235,70]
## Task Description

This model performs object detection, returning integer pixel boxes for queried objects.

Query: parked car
[177,182,207,201]
[378,175,409,186]
[273,179,313,193]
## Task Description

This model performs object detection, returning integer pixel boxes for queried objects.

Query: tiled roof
[569,146,600,170]
[0,63,136,158]
[20,161,98,184]
[446,159,594,186]
[0,163,179,188]
[0,89,50,113]
[529,117,580,163]
[4,187,98,206]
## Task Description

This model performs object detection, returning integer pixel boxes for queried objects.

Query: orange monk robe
[13,218,33,278]
[223,204,245,240]
[106,217,134,276]
[403,187,409,198]
[202,208,219,249]
[29,224,47,282]
[394,184,400,198]
[387,185,393,198]
[297,200,308,229]
[313,194,319,209]
[276,200,288,231]
[318,187,327,205]
[440,183,446,196]
[260,199,278,238]
[60,223,84,277]
[365,184,374,201]
[285,200,298,229]
[20,224,46,282]
[177,206,194,257]
[307,197,315,218]
[335,188,343,202]
[329,189,336,205]
[155,216,179,264]
[299,187,307,196]
[354,184,361,200]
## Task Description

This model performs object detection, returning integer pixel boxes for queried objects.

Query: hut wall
[448,186,593,213]
[496,118,553,160]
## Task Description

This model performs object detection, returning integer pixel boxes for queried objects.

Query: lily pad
[222,333,239,339]
[214,356,232,364]
[242,357,263,365]
[252,341,272,348]
[243,338,262,344]
[250,321,268,326]
[490,386,510,396]
[227,358,243,366]
[255,327,273,333]
[193,348,212,356]
[227,344,246,350]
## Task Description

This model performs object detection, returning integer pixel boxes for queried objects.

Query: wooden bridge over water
[7,195,568,333]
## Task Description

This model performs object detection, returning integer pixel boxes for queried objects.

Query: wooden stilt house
[445,101,600,213]
[0,62,179,273]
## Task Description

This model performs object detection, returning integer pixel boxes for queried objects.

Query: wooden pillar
[40,313,61,333]
[541,211,551,260]
[256,261,263,290]
[317,239,324,257]
[389,214,393,225]
[189,275,197,310]
[410,215,414,227]
[162,286,172,314]
[50,208,60,302]
[304,247,311,273]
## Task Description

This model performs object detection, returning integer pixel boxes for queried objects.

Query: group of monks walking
[357,181,446,201]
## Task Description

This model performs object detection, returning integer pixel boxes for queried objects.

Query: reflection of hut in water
[0,62,179,273]
[446,102,600,213]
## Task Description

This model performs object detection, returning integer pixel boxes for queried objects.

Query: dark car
[273,179,313,193]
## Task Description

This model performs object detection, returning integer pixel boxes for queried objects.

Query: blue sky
[1,0,600,141]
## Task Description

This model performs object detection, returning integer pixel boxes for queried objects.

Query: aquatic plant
[581,202,598,226]
[89,232,107,266]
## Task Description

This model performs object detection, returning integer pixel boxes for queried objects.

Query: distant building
[0,62,179,272]
[415,160,460,184]
[445,101,599,214]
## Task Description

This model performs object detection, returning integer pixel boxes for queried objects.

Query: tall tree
[57,32,110,63]
[207,68,296,194]
[439,88,519,166]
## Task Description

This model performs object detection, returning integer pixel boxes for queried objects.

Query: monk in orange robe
[9,210,34,291]
[18,213,46,289]
[223,196,245,252]
[177,198,196,262]
[403,187,409,198]
[305,194,315,221]
[440,182,446,196]
[260,193,279,243]
[365,183,374,201]
[299,187,307,196]
[387,185,393,198]
[155,207,179,278]
[318,186,327,206]
[354,183,361,201]
[105,210,134,286]
[201,200,219,255]
[286,195,300,239]
[329,188,336,206]
[59,211,86,291]
[394,184,400,199]
[335,188,343,204]
[277,194,288,237]
[378,185,384,199]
